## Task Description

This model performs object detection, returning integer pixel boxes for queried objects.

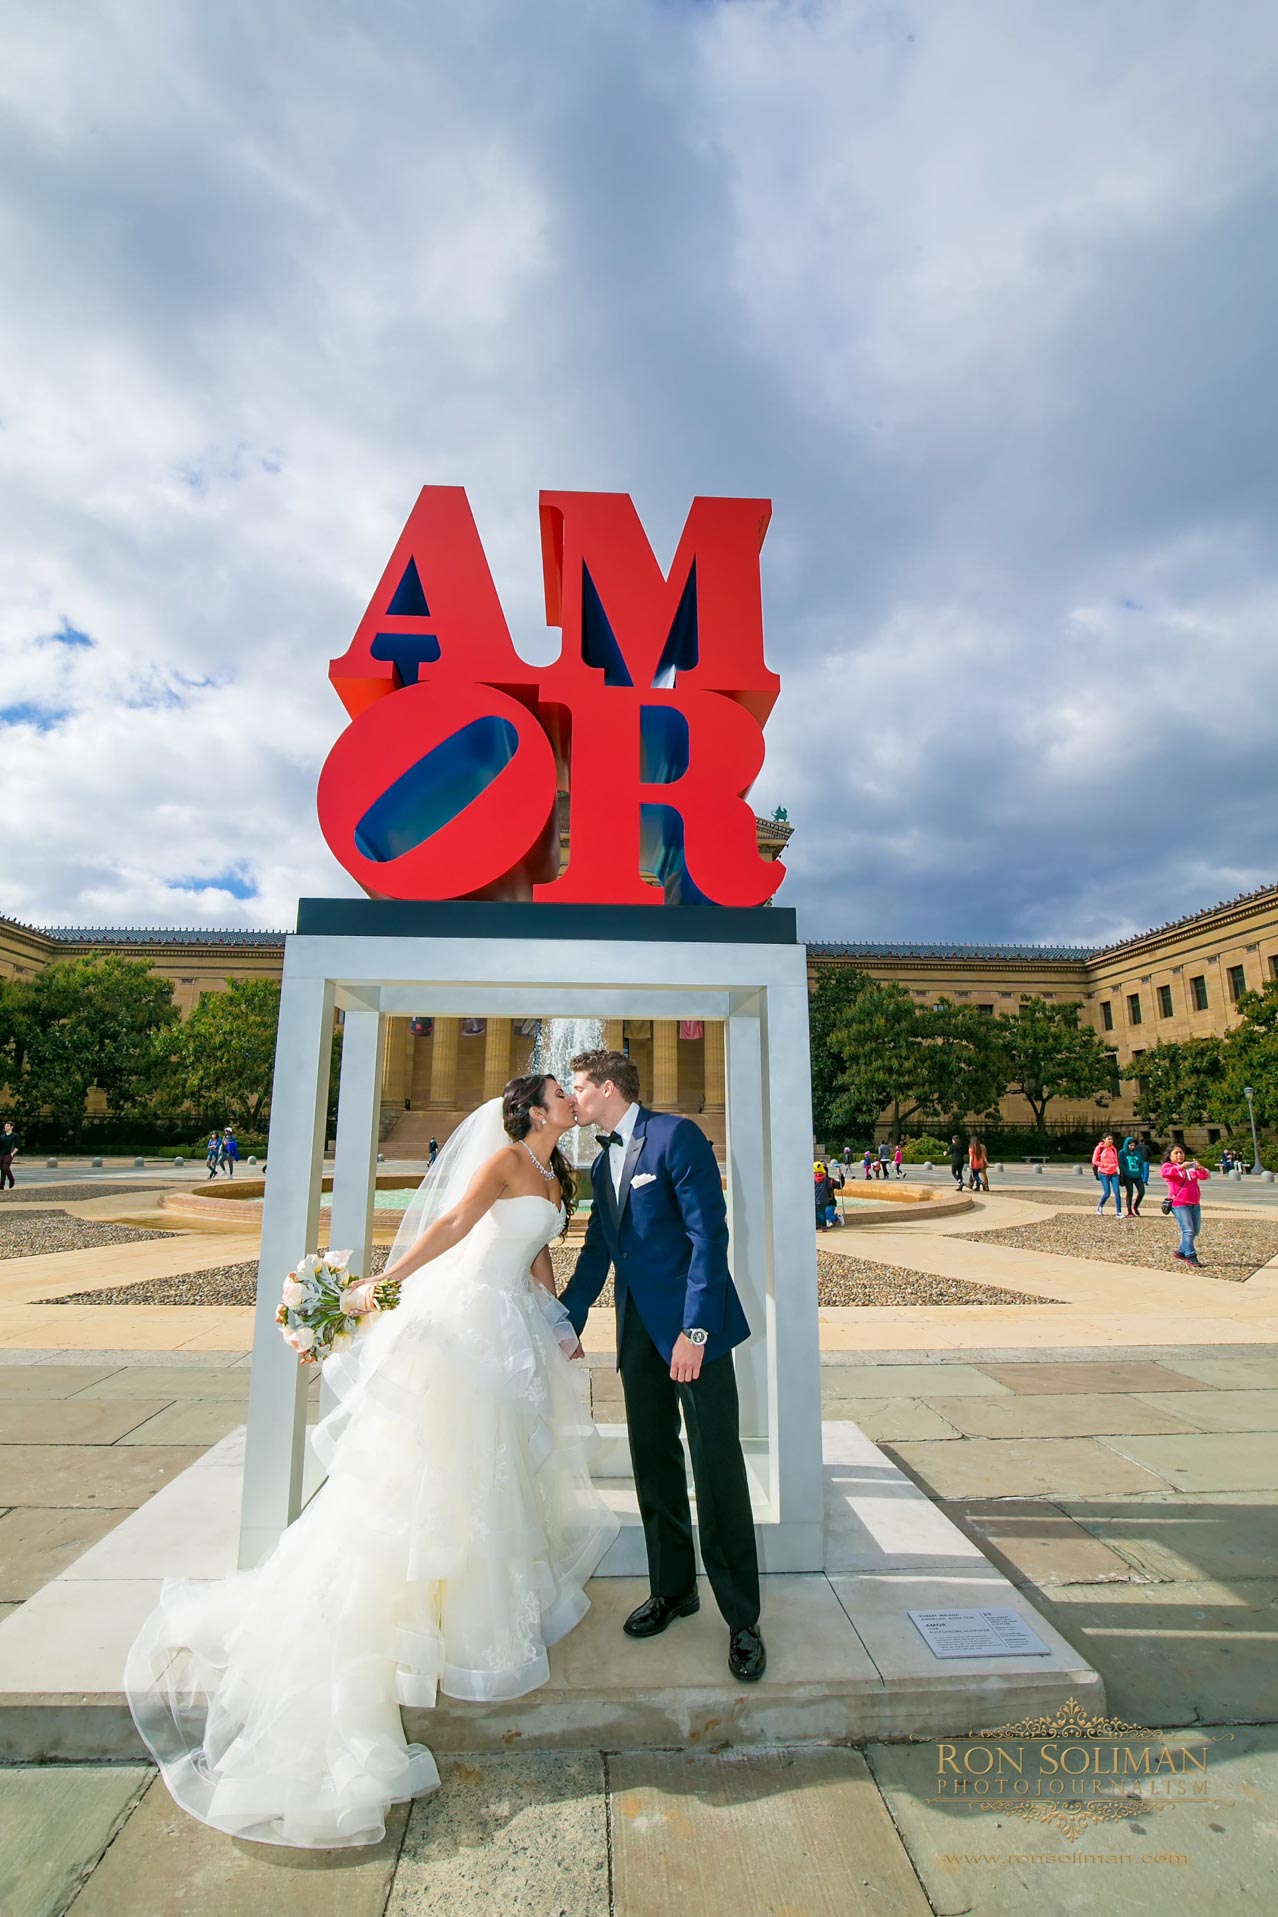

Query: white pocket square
[630,1172,657,1187]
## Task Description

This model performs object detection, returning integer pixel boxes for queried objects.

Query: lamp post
[1243,1085,1261,1176]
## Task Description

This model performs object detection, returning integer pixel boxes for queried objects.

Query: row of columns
[388,1016,726,1114]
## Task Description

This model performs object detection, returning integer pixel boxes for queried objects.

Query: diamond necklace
[520,1139,555,1183]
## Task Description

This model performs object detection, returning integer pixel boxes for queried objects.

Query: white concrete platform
[0,1423,1103,1761]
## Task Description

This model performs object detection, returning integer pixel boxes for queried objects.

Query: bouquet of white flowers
[275,1251,402,1366]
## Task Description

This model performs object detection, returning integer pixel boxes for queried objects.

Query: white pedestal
[238,903,825,1577]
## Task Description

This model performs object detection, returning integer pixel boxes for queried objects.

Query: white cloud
[2,0,1276,945]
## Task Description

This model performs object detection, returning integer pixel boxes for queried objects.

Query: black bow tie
[596,1131,624,1150]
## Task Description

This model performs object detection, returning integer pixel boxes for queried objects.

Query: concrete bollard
[1075,1164,1086,1175]
[134,1156,145,1168]
[91,1156,103,1168]
[923,1161,933,1171]
[1034,1165,1043,1174]
[46,1158,58,1168]
[1231,1168,1243,1181]
[173,1156,184,1168]
[1262,1170,1274,1184]
[248,1155,258,1167]
[377,1153,385,1164]
[995,1163,1004,1173]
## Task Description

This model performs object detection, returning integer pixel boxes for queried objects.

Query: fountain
[533,1015,604,1168]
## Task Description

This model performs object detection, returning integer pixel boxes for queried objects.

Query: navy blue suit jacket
[557,1107,751,1367]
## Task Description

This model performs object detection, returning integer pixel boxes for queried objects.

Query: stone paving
[0,1343,1274,1911]
[2,1190,1277,1911]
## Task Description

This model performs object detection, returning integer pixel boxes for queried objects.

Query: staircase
[382,1033,728,1162]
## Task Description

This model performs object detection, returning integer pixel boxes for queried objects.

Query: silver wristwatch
[683,1327,709,1347]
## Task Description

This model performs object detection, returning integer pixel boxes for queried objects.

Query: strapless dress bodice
[471,1194,565,1288]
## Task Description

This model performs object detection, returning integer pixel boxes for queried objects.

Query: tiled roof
[807,940,1091,962]
[1087,881,1278,958]
[39,926,287,947]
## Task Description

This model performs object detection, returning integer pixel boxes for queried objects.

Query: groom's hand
[670,1334,705,1384]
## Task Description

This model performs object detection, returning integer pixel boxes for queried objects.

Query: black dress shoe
[622,1590,700,1638]
[728,1624,766,1682]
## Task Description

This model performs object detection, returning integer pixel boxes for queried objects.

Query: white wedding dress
[124,1178,619,1850]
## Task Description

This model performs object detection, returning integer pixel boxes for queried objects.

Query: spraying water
[533,1016,604,1167]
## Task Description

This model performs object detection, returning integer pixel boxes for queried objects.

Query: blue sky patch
[168,869,258,900]
[40,620,94,649]
[0,701,70,730]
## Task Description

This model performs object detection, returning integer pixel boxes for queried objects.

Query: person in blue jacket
[558,1048,764,1685]
[1118,1135,1147,1217]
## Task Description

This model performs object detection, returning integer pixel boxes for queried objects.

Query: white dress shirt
[607,1101,639,1203]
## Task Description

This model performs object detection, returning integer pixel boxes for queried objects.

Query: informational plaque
[908,1608,1051,1659]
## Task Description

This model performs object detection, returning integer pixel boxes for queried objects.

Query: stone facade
[810,882,1278,1134]
[3,857,1276,1147]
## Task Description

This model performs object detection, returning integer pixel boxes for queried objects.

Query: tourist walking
[967,1136,990,1192]
[221,1129,240,1178]
[814,1161,835,1231]
[205,1131,223,1180]
[1161,1147,1209,1266]
[1091,1132,1123,1218]
[877,1140,891,1180]
[862,1147,874,1181]
[894,1142,904,1179]
[428,1136,439,1166]
[842,1145,853,1168]
[1119,1135,1147,1216]
[949,1135,966,1192]
[0,1120,19,1190]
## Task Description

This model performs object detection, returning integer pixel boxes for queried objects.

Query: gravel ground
[958,1210,1278,1281]
[969,1184,1256,1212]
[43,1240,1059,1310]
[0,1182,174,1203]
[0,1208,179,1261]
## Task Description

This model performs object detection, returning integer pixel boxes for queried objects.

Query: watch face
[685,1328,709,1346]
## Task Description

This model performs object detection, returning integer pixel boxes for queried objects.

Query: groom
[559,1048,765,1682]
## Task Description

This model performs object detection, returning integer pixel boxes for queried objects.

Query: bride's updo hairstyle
[502,1075,577,1227]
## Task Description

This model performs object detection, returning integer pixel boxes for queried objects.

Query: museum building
[2,823,1276,1150]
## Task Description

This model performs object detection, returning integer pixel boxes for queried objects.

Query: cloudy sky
[3,0,1276,947]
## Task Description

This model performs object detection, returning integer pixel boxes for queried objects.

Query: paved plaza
[0,1167,1276,1912]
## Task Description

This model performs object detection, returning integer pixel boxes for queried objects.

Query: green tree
[14,956,179,1142]
[1122,1036,1224,1132]
[924,998,1012,1133]
[1001,996,1119,1132]
[807,964,878,1142]
[0,974,36,1104]
[828,984,1009,1141]
[154,978,285,1131]
[1219,981,1278,1135]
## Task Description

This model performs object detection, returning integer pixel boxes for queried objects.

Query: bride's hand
[567,1340,584,1360]
[344,1281,380,1314]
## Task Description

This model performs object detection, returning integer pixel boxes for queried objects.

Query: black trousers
[618,1303,760,1631]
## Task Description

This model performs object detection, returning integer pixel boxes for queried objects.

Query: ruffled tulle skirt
[124,1271,620,1849]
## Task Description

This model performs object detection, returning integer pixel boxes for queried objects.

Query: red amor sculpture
[317,486,784,907]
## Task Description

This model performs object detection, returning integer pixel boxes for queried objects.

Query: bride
[125,1074,620,1849]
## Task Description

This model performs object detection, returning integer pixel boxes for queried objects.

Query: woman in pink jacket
[1091,1133,1122,1218]
[1161,1147,1210,1267]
